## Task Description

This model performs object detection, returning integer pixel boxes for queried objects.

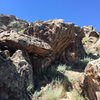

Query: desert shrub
[33,91,40,100]
[42,79,65,100]
[12,22,20,28]
[71,89,84,100]
[57,65,66,73]
[47,71,71,90]
[77,57,93,69]
[80,57,93,63]
[33,79,66,100]
[19,29,25,33]
[82,36,89,44]
[68,74,78,84]
[57,64,72,73]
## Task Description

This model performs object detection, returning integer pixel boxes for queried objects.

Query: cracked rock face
[24,20,86,64]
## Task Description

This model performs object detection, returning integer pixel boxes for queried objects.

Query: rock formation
[0,16,86,73]
[1,14,100,100]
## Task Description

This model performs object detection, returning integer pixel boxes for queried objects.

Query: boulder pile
[0,14,100,100]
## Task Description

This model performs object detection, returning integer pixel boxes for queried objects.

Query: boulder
[85,37,100,56]
[82,26,99,53]
[77,58,100,100]
[24,20,75,55]
[24,20,86,65]
[0,31,52,57]
[0,50,34,100]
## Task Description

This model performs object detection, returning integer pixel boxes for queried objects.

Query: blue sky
[0,0,100,31]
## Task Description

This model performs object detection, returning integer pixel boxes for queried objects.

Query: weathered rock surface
[24,20,86,65]
[0,31,52,57]
[24,20,75,55]
[0,50,34,100]
[77,58,100,100]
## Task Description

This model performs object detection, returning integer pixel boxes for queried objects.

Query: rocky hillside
[0,14,100,100]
